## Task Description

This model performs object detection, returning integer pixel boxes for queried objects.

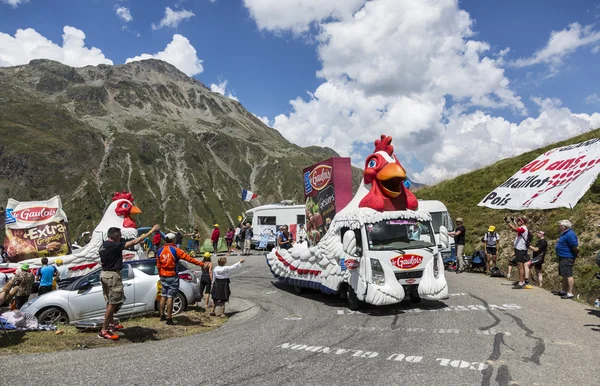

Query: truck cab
[417,200,455,265]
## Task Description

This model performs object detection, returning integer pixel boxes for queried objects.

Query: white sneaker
[506,274,511,279]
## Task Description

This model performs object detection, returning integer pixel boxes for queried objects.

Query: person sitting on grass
[210,256,245,317]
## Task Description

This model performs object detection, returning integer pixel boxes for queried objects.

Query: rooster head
[359,135,418,212]
[112,191,141,229]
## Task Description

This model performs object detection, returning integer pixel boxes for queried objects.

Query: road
[3,253,600,385]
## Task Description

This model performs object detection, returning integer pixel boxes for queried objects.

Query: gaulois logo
[390,254,423,270]
[309,165,332,191]
[344,259,359,270]
[12,207,58,222]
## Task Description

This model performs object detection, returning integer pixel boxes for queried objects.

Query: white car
[21,259,201,325]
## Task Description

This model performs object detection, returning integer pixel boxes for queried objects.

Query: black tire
[293,284,303,294]
[172,292,187,315]
[37,307,69,325]
[347,285,363,311]
[410,292,421,303]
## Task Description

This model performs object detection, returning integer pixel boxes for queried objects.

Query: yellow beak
[376,163,406,198]
[130,206,142,215]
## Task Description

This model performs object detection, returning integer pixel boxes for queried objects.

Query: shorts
[244,239,251,249]
[226,240,233,247]
[159,275,180,298]
[101,270,124,305]
[486,247,497,255]
[513,249,529,263]
[558,257,574,277]
[199,275,211,295]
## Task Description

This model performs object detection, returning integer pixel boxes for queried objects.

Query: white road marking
[284,314,302,320]
[336,304,521,316]
[264,290,277,295]
[341,325,512,336]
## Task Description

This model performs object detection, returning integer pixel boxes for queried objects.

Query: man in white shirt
[505,217,529,289]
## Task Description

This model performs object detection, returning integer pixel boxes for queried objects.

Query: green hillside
[416,128,600,303]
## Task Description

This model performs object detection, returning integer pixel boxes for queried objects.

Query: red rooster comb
[374,135,394,155]
[112,191,134,202]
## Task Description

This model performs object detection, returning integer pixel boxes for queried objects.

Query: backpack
[490,266,504,277]
[520,231,533,248]
[157,246,179,274]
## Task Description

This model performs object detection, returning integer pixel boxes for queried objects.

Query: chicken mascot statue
[266,135,449,309]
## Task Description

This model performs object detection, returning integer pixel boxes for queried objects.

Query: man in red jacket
[211,224,220,256]
[157,233,204,325]
[152,230,162,254]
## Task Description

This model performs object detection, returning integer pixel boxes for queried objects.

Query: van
[417,200,455,263]
[242,202,306,249]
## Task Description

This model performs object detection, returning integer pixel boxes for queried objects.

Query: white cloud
[0,26,113,67]
[115,6,133,23]
[126,34,203,76]
[210,79,239,101]
[1,0,27,8]
[152,7,195,30]
[243,0,364,33]
[512,23,600,73]
[256,0,600,184]
[586,93,600,104]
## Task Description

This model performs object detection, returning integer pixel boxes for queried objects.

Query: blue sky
[1,0,600,183]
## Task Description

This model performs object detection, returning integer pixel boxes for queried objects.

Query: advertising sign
[303,157,353,245]
[479,138,600,210]
[4,196,72,262]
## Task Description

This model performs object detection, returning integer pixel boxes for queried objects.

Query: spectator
[243,223,253,256]
[12,263,34,309]
[234,224,243,250]
[98,225,159,340]
[211,224,220,255]
[297,223,307,244]
[199,252,213,309]
[55,258,69,282]
[157,233,204,325]
[555,220,579,299]
[449,218,466,274]
[505,217,529,289]
[482,225,500,275]
[278,226,293,250]
[190,227,201,252]
[167,228,184,249]
[210,256,245,317]
[225,227,234,256]
[36,257,58,296]
[525,231,547,287]
[152,230,162,254]
[0,245,8,263]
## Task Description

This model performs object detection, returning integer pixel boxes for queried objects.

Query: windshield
[430,211,454,233]
[366,219,436,251]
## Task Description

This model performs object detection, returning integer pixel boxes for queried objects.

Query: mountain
[416,128,600,303]
[0,59,362,237]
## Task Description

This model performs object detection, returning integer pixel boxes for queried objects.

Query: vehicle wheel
[410,292,421,303]
[172,292,187,316]
[293,284,303,294]
[37,307,69,325]
[347,285,363,311]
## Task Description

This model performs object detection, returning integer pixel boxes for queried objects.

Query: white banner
[478,138,600,210]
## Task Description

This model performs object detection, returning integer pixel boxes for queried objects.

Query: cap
[55,258,63,266]
[165,232,176,240]
[456,218,463,223]
[536,231,545,236]
[204,252,211,258]
[21,263,29,270]
[214,224,219,227]
[518,217,527,224]
[488,225,496,232]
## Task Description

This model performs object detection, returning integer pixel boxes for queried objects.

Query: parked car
[20,259,201,325]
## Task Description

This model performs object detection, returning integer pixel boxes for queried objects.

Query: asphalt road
[3,253,600,386]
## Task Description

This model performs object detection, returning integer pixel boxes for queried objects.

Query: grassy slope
[416,128,600,303]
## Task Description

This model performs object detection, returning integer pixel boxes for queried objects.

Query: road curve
[2,253,600,386]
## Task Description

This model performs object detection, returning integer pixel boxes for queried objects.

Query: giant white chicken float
[266,135,449,309]
[11,191,146,277]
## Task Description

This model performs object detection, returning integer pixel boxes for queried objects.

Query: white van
[417,200,455,262]
[243,202,306,249]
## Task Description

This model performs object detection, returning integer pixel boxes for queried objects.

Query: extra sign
[479,138,600,210]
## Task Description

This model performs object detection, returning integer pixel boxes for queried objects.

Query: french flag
[242,189,258,202]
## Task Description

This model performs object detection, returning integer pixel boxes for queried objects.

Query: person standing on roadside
[555,220,579,300]
[157,233,204,325]
[211,224,220,256]
[243,223,253,256]
[0,245,8,263]
[210,257,245,317]
[449,218,466,273]
[199,252,213,309]
[482,225,500,275]
[225,227,234,256]
[12,263,34,309]
[505,217,529,289]
[36,257,58,296]
[98,225,159,340]
[525,231,547,287]
[235,224,243,250]
[152,230,162,254]
[167,228,184,249]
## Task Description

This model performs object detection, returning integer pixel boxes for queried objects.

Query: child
[210,257,245,317]
[199,252,213,309]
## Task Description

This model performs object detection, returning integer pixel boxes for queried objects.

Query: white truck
[417,200,455,264]
[242,202,306,249]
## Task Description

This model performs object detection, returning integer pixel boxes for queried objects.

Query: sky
[1,0,600,184]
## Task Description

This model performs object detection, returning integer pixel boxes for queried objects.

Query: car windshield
[366,219,435,251]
